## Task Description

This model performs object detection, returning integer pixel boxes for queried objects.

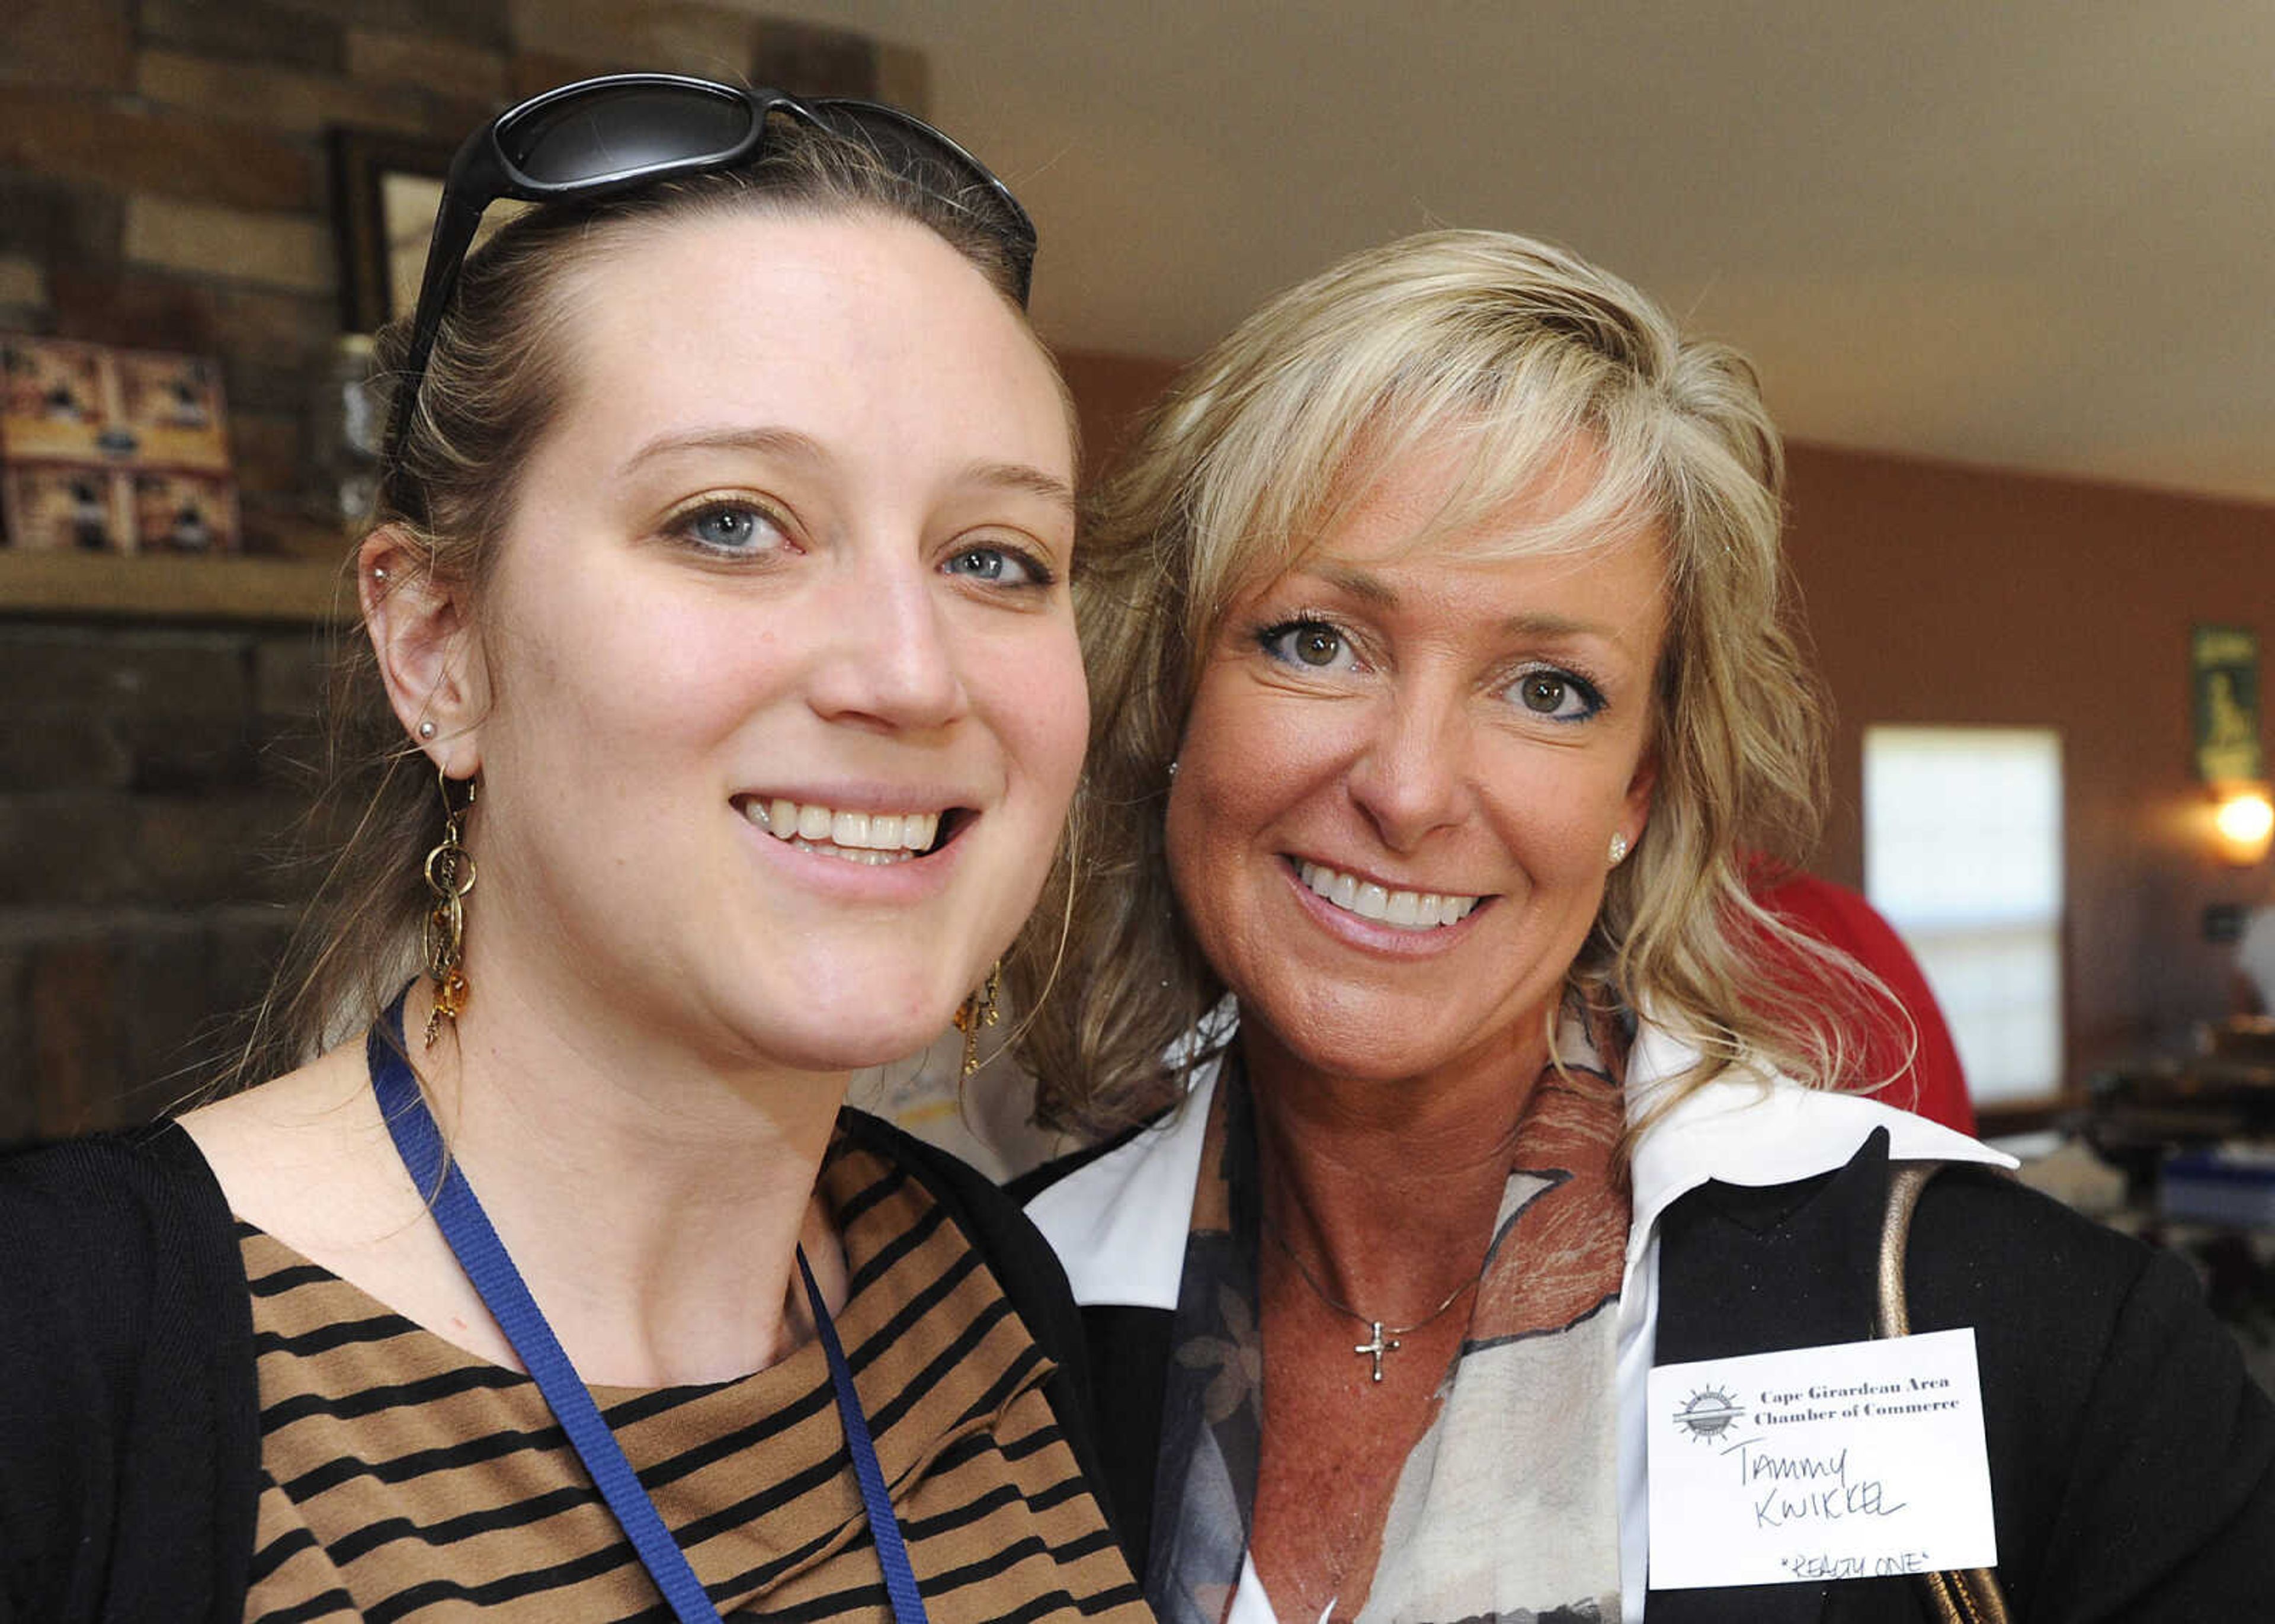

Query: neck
[1241,1016,1552,1323]
[405,957,848,1388]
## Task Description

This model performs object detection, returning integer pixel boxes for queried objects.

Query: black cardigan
[0,1113,1110,1624]
[1034,1133,2275,1622]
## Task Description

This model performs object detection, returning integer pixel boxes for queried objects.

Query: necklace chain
[1261,1216,1478,1382]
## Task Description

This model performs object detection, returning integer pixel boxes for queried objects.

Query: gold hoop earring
[952,959,1003,1078]
[421,765,478,1047]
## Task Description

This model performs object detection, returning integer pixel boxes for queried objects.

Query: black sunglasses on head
[383,73,1040,467]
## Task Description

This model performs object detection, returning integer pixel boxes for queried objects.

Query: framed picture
[329,128,458,334]
[1,464,132,553]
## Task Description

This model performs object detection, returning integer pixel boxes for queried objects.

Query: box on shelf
[0,335,236,555]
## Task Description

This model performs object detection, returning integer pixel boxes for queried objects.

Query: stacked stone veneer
[1,0,917,555]
[1,616,329,1141]
[0,2,918,1138]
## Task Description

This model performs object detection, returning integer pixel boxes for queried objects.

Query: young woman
[0,76,1146,1624]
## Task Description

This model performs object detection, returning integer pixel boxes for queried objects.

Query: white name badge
[1646,1327,1997,1590]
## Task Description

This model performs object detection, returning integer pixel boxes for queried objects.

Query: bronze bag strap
[1877,1162,2014,1624]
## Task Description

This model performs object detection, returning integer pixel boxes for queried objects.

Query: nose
[1344,679,1472,851]
[805,550,970,734]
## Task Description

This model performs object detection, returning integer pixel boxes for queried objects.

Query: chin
[696,978,957,1078]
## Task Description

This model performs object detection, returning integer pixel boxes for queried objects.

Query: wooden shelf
[0,550,351,623]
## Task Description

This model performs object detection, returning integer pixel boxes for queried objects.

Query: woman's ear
[1620,748,1659,850]
[360,527,488,777]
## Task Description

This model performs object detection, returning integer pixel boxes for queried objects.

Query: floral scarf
[1147,1004,1632,1624]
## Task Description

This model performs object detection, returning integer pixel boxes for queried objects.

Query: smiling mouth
[738,797,966,867]
[1294,859,1484,930]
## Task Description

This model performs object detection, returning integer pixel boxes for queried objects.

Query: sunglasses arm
[382,137,509,465]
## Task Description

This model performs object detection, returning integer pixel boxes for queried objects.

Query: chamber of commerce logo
[1673,1385,1745,1443]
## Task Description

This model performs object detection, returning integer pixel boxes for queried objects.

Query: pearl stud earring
[418,720,438,740]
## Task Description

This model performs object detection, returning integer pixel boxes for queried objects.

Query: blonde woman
[1014,229,2274,1622]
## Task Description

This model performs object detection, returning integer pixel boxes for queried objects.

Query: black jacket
[0,1113,1109,1624]
[1032,1132,2275,1622]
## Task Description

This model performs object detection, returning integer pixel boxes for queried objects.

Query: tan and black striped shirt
[240,1136,1148,1622]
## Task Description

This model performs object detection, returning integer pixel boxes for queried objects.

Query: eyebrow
[962,460,1076,515]
[620,425,822,477]
[1310,562,1629,644]
[619,430,1074,515]
[1313,563,1400,608]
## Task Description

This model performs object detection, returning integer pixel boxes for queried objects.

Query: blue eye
[1510,667,1605,722]
[1260,618,1358,672]
[674,501,785,556]
[944,543,1051,588]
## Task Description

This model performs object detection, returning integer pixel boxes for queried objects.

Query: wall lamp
[2212,781,2275,866]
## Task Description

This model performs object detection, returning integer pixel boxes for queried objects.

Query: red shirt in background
[1749,867,1976,1135]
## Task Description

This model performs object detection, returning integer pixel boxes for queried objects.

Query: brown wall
[1784,444,2275,1081]
[1058,350,1183,481]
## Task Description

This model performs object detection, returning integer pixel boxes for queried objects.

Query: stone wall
[0,2,921,1140]
[0,614,331,1141]
[1,0,920,555]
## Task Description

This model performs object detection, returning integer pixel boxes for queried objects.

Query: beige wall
[1786,444,2275,1082]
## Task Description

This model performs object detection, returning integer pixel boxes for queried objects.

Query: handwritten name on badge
[1645,1327,1996,1590]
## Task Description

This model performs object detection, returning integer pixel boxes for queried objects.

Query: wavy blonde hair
[1011,228,1892,1138]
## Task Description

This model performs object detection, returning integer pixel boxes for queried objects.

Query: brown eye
[1507,667,1605,722]
[1520,673,1568,713]
[1259,617,1356,672]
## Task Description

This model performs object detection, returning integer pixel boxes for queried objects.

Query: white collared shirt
[1024,1027,2016,1621]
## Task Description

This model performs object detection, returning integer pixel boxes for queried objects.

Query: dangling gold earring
[953,960,1003,1078]
[421,765,478,1047]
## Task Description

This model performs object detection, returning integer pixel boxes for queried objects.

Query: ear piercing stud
[1607,831,1630,866]
[418,720,438,740]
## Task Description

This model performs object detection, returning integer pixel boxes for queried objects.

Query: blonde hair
[1013,228,1885,1137]
[229,111,1049,1088]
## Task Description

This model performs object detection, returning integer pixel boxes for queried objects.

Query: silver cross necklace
[1261,1217,1479,1382]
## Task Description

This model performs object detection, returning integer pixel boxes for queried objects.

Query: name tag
[1646,1328,1997,1589]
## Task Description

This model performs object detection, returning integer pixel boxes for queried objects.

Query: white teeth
[1299,861,1481,931]
[739,797,946,857]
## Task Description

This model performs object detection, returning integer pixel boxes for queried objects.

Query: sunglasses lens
[500,82,755,187]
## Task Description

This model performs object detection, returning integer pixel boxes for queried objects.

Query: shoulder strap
[1877,1160,2014,1624]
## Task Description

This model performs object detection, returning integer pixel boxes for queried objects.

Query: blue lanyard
[367,997,930,1624]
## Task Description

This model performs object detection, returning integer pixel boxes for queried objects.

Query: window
[1863,727,2064,1103]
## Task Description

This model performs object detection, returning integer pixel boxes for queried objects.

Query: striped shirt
[241,1136,1148,1622]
